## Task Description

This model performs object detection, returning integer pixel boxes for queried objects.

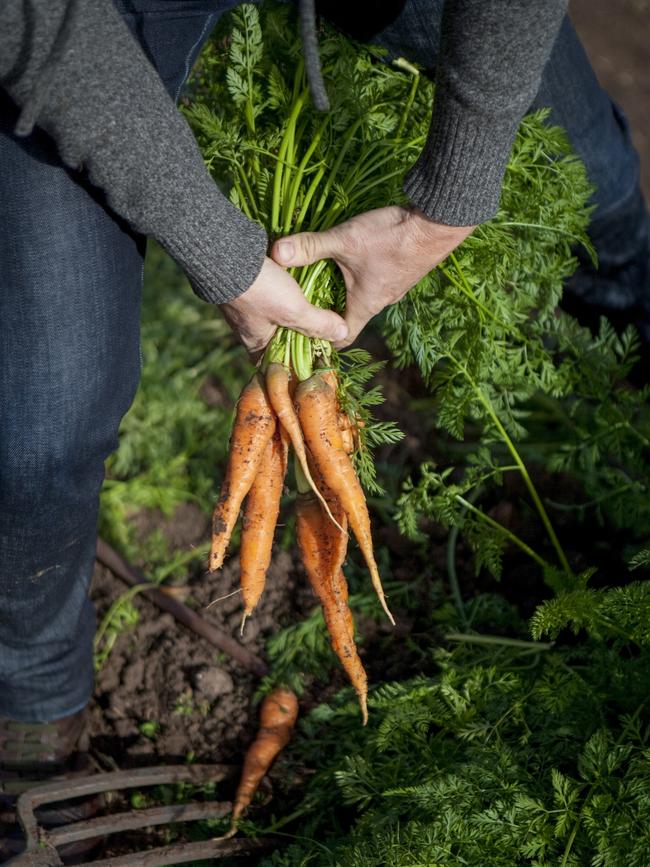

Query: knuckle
[300,233,318,260]
[339,226,366,260]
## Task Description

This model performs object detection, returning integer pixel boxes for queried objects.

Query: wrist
[404,205,476,248]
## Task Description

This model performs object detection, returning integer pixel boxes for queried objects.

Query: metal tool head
[5,764,274,866]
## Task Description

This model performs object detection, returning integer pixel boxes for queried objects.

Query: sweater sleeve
[0,0,268,304]
[404,0,569,227]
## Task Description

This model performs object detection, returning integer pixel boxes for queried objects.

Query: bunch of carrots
[189,1,417,724]
[209,344,394,724]
[188,1,425,835]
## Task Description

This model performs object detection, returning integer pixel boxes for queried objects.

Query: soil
[89,542,312,768]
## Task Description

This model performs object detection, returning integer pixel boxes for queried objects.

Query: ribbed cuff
[404,92,521,227]
[158,184,269,306]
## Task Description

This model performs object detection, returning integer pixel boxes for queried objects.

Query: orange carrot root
[209,374,276,572]
[239,428,287,623]
[265,362,344,533]
[340,426,354,455]
[338,411,352,431]
[295,373,394,625]
[318,367,339,394]
[324,576,367,723]
[296,492,368,722]
[230,688,299,829]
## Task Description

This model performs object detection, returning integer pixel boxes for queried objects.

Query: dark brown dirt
[89,533,313,767]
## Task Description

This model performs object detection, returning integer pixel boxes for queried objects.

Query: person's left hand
[270,205,475,347]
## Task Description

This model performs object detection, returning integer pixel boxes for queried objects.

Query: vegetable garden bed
[88,4,650,865]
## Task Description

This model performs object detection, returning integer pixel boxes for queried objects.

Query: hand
[271,205,475,346]
[220,256,348,356]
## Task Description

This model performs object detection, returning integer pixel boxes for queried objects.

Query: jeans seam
[175,11,217,103]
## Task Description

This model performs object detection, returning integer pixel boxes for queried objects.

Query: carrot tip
[373,580,395,625]
[240,612,249,636]
[209,554,224,572]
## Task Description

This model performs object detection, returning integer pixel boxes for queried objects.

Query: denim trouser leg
[531,19,649,313]
[0,2,225,723]
[0,108,143,723]
[367,2,649,312]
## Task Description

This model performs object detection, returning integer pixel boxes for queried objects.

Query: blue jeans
[0,1,646,722]
[0,0,227,723]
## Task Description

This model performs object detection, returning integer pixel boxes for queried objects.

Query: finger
[272,228,341,268]
[280,296,348,344]
[219,303,275,357]
[334,289,382,349]
[333,312,366,349]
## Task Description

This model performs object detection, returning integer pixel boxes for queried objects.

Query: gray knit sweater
[0,0,568,305]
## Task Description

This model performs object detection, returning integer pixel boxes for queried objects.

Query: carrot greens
[186,2,422,477]
[102,7,650,862]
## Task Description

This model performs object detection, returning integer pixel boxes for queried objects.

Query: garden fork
[5,764,274,866]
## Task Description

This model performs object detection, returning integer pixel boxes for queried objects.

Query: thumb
[283,296,349,344]
[272,228,340,268]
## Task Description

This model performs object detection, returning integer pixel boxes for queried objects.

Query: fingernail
[276,240,294,262]
[333,324,348,342]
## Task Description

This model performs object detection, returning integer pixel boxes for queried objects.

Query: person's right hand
[219,256,348,357]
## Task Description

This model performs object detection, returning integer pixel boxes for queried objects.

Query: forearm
[405,0,569,226]
[0,0,267,303]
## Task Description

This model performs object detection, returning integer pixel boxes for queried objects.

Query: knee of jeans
[1,349,140,513]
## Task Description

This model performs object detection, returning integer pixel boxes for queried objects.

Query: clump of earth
[89,521,313,766]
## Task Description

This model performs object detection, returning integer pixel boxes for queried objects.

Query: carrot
[337,407,363,453]
[340,424,354,455]
[230,687,299,829]
[318,367,339,394]
[239,428,287,629]
[296,491,367,722]
[333,567,355,641]
[338,411,352,431]
[279,421,291,469]
[297,455,354,643]
[295,373,394,625]
[322,575,366,721]
[307,460,350,594]
[265,362,344,532]
[320,367,360,445]
[209,374,276,572]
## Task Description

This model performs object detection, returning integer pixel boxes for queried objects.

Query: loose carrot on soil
[296,491,367,722]
[210,373,277,572]
[239,428,287,629]
[295,372,395,625]
[229,687,299,833]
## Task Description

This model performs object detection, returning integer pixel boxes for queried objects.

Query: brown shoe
[0,709,101,861]
[0,709,86,772]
